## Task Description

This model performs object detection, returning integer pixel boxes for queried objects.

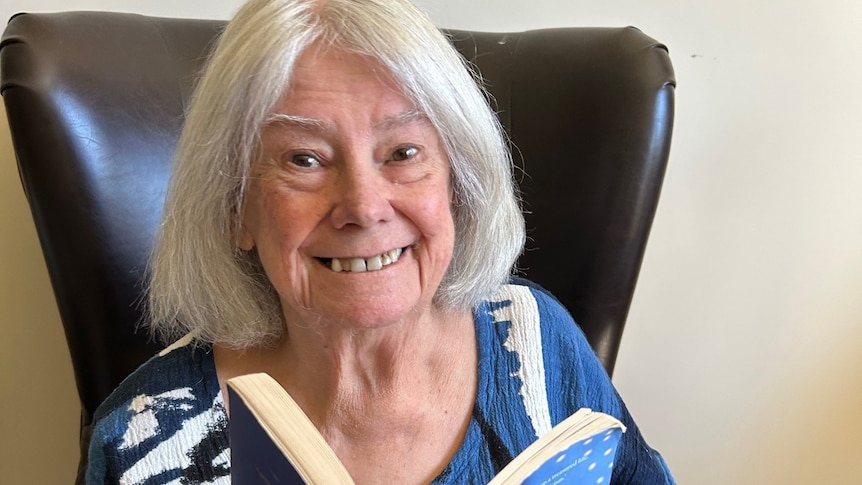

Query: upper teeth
[329,247,403,273]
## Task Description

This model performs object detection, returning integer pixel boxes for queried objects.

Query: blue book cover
[488,408,626,485]
[228,385,306,485]
[521,428,623,485]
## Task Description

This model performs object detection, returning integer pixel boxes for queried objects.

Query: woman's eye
[288,153,320,168]
[391,146,419,162]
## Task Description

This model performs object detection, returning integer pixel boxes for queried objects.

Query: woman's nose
[329,163,395,229]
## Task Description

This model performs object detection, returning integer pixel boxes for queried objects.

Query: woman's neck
[214,305,476,419]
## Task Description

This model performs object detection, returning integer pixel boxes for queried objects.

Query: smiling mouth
[317,247,405,273]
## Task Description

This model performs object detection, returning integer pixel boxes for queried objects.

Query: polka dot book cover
[487,408,625,485]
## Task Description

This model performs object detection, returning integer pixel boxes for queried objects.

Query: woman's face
[238,45,455,330]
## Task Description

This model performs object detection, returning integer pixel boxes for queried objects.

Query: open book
[227,373,625,484]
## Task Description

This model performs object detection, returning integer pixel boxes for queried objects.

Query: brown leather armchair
[1,11,674,482]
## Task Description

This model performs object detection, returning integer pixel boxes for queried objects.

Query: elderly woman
[86,0,674,483]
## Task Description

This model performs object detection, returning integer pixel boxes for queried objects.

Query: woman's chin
[284,287,432,332]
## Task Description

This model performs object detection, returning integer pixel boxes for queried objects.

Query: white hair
[148,0,526,347]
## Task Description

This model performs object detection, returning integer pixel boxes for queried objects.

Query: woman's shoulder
[477,278,617,412]
[87,335,229,484]
[92,334,219,421]
[481,277,587,347]
[501,276,575,319]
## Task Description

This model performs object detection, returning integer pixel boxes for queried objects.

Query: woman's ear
[236,214,255,251]
[235,186,257,250]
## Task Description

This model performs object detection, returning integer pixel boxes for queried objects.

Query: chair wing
[448,27,675,373]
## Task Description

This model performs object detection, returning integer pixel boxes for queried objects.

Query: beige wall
[0,112,80,482]
[3,0,862,484]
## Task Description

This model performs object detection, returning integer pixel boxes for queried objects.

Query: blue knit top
[87,280,675,484]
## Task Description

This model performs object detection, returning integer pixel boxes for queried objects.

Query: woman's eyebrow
[373,108,429,132]
[263,108,429,134]
[264,113,329,132]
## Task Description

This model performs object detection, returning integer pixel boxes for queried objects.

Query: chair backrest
[1,11,674,480]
